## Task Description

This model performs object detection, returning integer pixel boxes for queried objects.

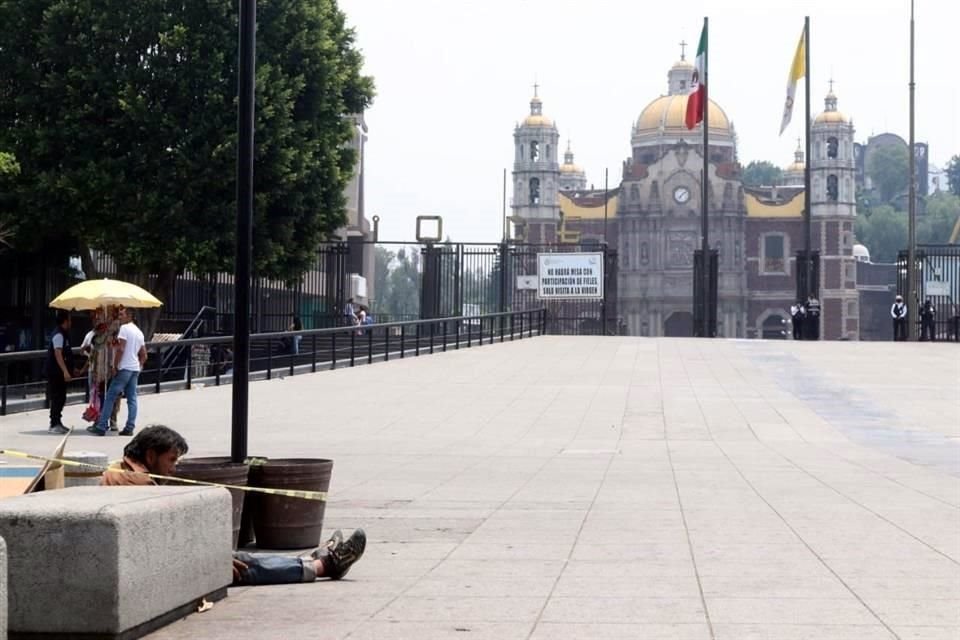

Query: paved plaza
[1,336,959,639]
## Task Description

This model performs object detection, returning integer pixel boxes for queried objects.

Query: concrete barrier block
[1,535,6,640]
[0,486,233,639]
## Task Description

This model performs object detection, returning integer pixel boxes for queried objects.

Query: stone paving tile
[529,622,711,639]
[373,595,547,623]
[705,596,880,625]
[539,596,708,624]
[346,621,532,640]
[711,623,897,639]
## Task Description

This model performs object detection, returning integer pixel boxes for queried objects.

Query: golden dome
[786,161,805,173]
[560,162,584,175]
[814,110,848,124]
[671,59,693,70]
[636,94,731,134]
[815,90,848,124]
[522,114,554,127]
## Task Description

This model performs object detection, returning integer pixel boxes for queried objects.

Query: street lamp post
[905,0,917,340]
[232,0,256,463]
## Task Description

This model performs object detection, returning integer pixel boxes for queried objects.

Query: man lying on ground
[99,425,366,585]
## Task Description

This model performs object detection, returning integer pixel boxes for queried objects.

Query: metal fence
[1,240,616,350]
[896,245,960,341]
[0,309,547,416]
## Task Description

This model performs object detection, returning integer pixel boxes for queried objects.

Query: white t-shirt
[117,322,145,372]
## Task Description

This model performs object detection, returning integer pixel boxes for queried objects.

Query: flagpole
[700,16,710,338]
[603,167,609,245]
[803,16,812,307]
[906,0,917,340]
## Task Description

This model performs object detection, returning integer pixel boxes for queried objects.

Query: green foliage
[855,205,905,263]
[0,0,374,283]
[372,246,421,320]
[742,161,783,187]
[0,151,18,247]
[867,144,909,204]
[946,155,960,197]
[919,192,960,244]
[855,193,960,262]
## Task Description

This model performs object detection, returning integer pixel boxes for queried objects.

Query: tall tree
[946,154,960,197]
[855,205,907,263]
[867,144,909,204]
[918,192,960,244]
[742,161,783,187]
[0,0,374,333]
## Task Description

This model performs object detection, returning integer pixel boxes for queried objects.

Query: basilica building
[510,56,860,340]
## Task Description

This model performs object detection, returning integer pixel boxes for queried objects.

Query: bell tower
[810,82,859,339]
[511,85,560,243]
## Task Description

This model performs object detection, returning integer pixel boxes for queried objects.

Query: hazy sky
[339,0,958,243]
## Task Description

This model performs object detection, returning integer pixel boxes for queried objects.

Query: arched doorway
[664,311,694,337]
[761,314,788,339]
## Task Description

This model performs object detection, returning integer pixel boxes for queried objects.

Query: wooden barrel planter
[250,458,333,549]
[175,456,250,549]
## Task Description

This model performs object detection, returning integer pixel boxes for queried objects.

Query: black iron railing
[0,309,547,416]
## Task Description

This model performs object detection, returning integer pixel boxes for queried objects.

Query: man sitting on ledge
[100,425,366,585]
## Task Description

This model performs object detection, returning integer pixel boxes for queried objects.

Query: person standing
[790,301,805,340]
[87,307,146,436]
[920,299,936,342]
[805,295,821,341]
[891,295,908,341]
[46,309,78,434]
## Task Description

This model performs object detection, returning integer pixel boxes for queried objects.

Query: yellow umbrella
[49,278,163,311]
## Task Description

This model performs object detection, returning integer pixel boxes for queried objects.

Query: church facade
[510,57,860,340]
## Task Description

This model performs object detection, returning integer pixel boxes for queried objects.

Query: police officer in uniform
[805,295,821,341]
[790,301,805,340]
[891,295,908,341]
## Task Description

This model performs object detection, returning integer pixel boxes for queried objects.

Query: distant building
[509,54,860,339]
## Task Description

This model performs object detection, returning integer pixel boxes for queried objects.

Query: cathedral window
[530,141,540,162]
[827,174,839,201]
[630,184,640,201]
[519,144,524,161]
[546,145,551,160]
[814,141,821,159]
[761,233,787,274]
[679,80,686,90]
[827,136,839,159]
[529,178,540,204]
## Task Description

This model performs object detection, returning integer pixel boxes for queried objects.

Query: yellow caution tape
[0,449,326,502]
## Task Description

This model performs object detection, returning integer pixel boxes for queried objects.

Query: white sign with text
[537,253,604,299]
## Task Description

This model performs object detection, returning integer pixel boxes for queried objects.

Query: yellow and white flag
[780,27,806,135]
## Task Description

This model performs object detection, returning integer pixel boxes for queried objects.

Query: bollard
[62,451,109,488]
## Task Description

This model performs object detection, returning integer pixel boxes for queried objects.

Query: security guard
[891,295,908,341]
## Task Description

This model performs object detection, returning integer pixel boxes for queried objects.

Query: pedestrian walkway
[1,337,958,639]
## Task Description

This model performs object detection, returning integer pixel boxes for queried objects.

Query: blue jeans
[233,552,314,586]
[96,369,139,431]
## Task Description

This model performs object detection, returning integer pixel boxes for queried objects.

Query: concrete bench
[0,486,233,640]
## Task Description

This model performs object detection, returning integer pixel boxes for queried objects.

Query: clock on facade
[673,186,691,204]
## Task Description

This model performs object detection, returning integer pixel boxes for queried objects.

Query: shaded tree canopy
[0,0,374,283]
[742,161,783,187]
[867,144,909,204]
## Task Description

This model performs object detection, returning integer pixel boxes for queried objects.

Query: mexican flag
[684,23,707,130]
